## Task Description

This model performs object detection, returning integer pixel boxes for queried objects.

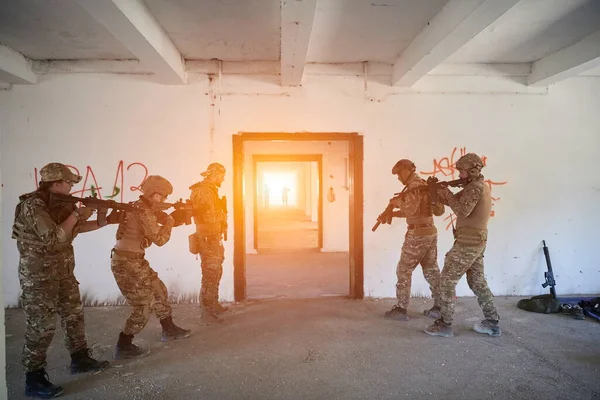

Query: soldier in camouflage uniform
[381,159,445,321]
[111,175,191,360]
[190,163,228,322]
[425,153,501,338]
[12,162,110,399]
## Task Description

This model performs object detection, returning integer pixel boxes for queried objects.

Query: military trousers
[198,235,225,307]
[439,242,499,324]
[395,230,441,309]
[19,246,87,372]
[111,256,172,335]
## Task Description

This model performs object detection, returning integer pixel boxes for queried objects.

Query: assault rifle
[541,240,557,298]
[372,177,469,232]
[372,191,403,232]
[154,198,194,226]
[49,193,139,226]
[426,177,470,205]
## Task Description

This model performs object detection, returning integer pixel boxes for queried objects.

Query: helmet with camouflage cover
[201,162,226,177]
[391,159,416,175]
[456,153,484,180]
[456,153,484,172]
[140,175,173,197]
[40,162,82,183]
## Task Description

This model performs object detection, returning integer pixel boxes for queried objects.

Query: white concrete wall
[244,141,349,253]
[1,72,599,306]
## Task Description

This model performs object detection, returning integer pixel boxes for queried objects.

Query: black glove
[106,210,125,225]
[169,209,185,227]
[156,211,169,225]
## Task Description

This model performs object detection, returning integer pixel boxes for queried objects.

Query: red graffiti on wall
[34,161,148,202]
[420,147,507,230]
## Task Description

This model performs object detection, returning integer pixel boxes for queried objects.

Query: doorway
[232,133,364,301]
[253,155,323,253]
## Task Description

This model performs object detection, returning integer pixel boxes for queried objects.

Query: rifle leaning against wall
[372,177,469,232]
[49,193,140,226]
[541,240,557,299]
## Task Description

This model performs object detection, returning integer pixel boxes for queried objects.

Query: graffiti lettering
[421,147,507,230]
[33,160,149,202]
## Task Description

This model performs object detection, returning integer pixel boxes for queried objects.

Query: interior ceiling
[144,0,282,61]
[0,0,135,60]
[0,0,598,64]
[306,0,448,63]
[448,0,600,63]
[0,0,599,85]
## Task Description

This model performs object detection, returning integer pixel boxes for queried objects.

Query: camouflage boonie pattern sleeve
[20,197,71,246]
[191,185,223,224]
[133,208,173,246]
[391,180,424,217]
[442,181,484,218]
[191,186,211,210]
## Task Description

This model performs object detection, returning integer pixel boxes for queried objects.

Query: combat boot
[70,348,110,374]
[473,319,501,337]
[384,305,409,321]
[200,306,223,324]
[160,316,192,342]
[424,319,454,337]
[25,369,64,398]
[423,306,441,319]
[114,332,150,360]
[213,303,230,314]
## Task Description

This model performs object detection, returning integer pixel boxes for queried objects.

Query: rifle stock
[49,194,139,226]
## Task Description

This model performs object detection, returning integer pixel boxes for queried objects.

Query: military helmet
[391,159,416,175]
[140,175,173,197]
[40,162,82,183]
[456,153,484,171]
[201,162,226,177]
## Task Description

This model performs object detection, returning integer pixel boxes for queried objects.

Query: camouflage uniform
[190,164,227,311]
[13,189,86,372]
[111,195,174,335]
[390,173,442,310]
[425,153,500,338]
[437,175,499,324]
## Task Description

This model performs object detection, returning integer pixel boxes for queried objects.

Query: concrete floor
[5,297,600,400]
[246,252,349,299]
[256,208,319,253]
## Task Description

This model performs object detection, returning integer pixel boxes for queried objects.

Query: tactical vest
[190,181,225,237]
[114,197,152,252]
[397,177,435,237]
[454,178,491,246]
[12,190,75,252]
[455,179,491,231]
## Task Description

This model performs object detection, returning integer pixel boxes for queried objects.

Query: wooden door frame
[252,154,323,251]
[232,132,364,301]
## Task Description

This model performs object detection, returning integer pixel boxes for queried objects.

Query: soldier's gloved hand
[437,186,452,201]
[166,215,175,227]
[377,212,392,225]
[156,211,169,225]
[76,206,94,221]
[169,209,185,227]
[106,210,124,224]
